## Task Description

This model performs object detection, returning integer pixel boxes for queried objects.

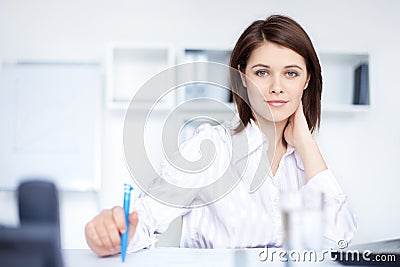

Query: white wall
[1,0,399,248]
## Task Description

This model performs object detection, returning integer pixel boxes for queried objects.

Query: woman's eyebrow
[284,64,304,71]
[251,64,270,69]
[251,64,304,71]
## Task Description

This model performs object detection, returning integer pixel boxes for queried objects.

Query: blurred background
[0,0,399,249]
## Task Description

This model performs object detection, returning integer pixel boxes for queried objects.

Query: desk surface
[63,248,340,267]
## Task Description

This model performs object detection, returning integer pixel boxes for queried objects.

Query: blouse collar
[230,119,304,171]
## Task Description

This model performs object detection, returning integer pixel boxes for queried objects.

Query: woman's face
[242,41,309,124]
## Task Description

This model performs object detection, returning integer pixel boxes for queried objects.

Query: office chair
[18,180,61,246]
[0,180,64,267]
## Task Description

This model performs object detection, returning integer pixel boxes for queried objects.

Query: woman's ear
[304,76,310,90]
[238,64,247,88]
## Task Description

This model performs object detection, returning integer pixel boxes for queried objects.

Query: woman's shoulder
[158,120,237,188]
[186,119,237,144]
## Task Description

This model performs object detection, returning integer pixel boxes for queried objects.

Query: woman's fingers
[84,206,140,256]
[128,211,139,240]
[112,206,127,233]
[96,210,120,251]
[85,206,129,256]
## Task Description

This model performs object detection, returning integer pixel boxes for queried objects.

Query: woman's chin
[254,113,290,124]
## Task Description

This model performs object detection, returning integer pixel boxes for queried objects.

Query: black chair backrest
[17,180,61,247]
[18,180,60,227]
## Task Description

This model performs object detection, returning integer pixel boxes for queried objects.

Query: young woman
[85,15,357,256]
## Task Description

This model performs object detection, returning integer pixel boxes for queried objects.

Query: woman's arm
[285,102,357,243]
[284,102,327,181]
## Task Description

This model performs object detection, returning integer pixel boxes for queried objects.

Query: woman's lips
[266,100,288,107]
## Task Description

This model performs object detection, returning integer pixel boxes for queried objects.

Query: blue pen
[121,183,133,262]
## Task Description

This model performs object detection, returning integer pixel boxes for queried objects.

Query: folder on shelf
[353,63,369,105]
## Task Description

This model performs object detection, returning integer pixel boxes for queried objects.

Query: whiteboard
[0,62,102,191]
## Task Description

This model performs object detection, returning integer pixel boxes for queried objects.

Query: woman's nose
[268,76,284,94]
[270,88,284,94]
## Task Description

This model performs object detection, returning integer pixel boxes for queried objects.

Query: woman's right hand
[84,206,138,256]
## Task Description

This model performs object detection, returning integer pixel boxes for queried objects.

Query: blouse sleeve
[301,169,358,246]
[126,190,189,252]
[127,123,231,252]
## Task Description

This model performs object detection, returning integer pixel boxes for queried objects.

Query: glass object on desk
[281,190,324,252]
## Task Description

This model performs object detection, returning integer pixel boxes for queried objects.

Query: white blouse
[128,120,357,252]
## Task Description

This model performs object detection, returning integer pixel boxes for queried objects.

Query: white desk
[63,248,341,267]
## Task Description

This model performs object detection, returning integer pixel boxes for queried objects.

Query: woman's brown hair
[230,14,322,133]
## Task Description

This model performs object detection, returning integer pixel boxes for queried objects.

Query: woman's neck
[253,117,288,176]
[253,117,287,149]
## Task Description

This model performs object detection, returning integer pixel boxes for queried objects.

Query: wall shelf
[175,47,233,108]
[177,100,236,113]
[319,52,370,113]
[106,43,175,110]
[322,104,371,113]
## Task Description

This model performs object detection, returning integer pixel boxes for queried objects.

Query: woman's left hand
[284,101,313,148]
[284,101,327,180]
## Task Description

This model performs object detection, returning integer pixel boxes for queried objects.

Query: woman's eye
[286,71,298,77]
[256,70,267,77]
